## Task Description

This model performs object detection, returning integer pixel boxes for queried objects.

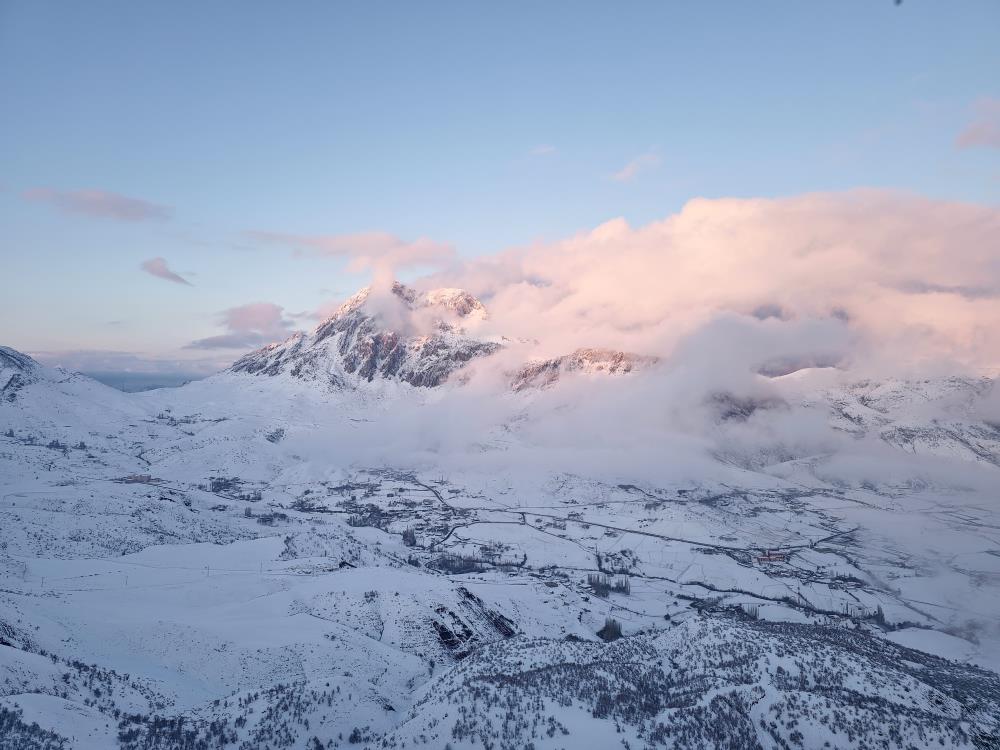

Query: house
[755,550,788,564]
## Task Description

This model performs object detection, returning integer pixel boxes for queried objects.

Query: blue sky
[1,1,997,373]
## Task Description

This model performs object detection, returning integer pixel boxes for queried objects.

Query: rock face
[707,391,787,422]
[511,348,658,391]
[0,346,38,402]
[230,283,502,388]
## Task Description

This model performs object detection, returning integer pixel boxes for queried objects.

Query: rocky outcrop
[0,346,39,402]
[511,348,658,391]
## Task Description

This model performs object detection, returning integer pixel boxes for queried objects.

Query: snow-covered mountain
[776,370,1000,467]
[511,347,658,391]
[2,342,1000,749]
[230,283,503,389]
[227,284,660,397]
[0,346,146,439]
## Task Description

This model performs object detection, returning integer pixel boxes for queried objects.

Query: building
[755,550,788,563]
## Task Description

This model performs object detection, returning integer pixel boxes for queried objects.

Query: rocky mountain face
[230,283,503,388]
[229,283,657,392]
[0,346,38,403]
[510,347,658,391]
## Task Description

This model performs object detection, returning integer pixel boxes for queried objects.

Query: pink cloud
[427,190,1000,373]
[140,257,191,286]
[611,151,661,182]
[956,97,1000,149]
[23,188,171,221]
[247,230,455,290]
[222,302,291,333]
[187,302,295,350]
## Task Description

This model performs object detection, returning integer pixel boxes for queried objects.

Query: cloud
[186,302,296,350]
[41,188,994,500]
[221,302,292,333]
[426,190,1000,373]
[247,230,455,291]
[530,144,556,156]
[140,257,192,286]
[611,150,661,182]
[956,97,1000,150]
[23,188,171,221]
[223,193,1000,494]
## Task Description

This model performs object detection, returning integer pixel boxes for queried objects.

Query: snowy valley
[2,285,1000,749]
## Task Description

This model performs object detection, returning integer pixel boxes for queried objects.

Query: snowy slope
[1,344,1000,749]
[384,616,1000,749]
[774,369,1000,467]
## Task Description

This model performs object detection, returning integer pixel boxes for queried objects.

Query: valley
[2,284,1000,749]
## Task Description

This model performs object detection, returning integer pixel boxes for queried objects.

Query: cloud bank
[187,302,296,350]
[219,190,999,496]
[423,190,1000,374]
[24,188,171,221]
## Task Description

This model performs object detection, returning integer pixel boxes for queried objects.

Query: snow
[1,694,118,749]
[1,344,999,748]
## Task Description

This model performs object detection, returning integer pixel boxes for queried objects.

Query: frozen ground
[2,345,999,748]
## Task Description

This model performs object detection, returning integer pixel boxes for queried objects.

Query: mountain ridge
[229,282,658,392]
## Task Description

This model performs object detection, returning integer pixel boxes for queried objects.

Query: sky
[1,1,998,375]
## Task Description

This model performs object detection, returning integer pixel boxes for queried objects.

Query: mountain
[0,346,145,438]
[511,347,658,391]
[230,282,503,389]
[229,284,661,395]
[780,370,1000,467]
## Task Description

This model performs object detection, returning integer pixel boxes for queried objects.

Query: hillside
[1,340,999,749]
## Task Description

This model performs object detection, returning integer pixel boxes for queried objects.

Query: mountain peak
[230,283,499,388]
[334,282,487,324]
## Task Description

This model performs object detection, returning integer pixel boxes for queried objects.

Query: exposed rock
[511,348,658,391]
[230,282,502,389]
[707,392,787,422]
[0,346,39,402]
